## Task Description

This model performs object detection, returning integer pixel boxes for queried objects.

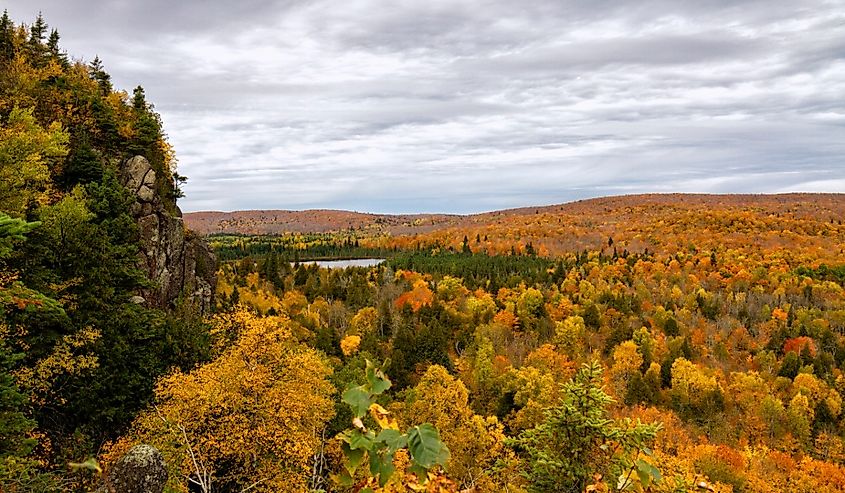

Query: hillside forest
[3,11,845,493]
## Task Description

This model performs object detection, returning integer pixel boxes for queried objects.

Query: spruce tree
[0,10,14,62]
[29,12,47,43]
[88,55,113,95]
[132,85,147,110]
[0,214,40,258]
[46,29,67,66]
[26,13,48,67]
[0,346,37,459]
[510,362,661,493]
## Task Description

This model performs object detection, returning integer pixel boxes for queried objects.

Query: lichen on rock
[99,444,167,493]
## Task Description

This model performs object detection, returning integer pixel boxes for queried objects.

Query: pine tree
[29,12,47,43]
[88,55,114,95]
[132,85,147,111]
[0,10,14,62]
[0,345,37,459]
[46,29,68,66]
[128,85,165,165]
[27,12,48,66]
[0,214,41,259]
[171,171,187,200]
[46,29,58,52]
[60,138,104,187]
[509,362,661,492]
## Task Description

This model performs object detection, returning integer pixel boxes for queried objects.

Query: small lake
[295,258,386,269]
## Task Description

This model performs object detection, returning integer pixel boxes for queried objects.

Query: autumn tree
[669,358,725,425]
[103,308,336,492]
[0,107,68,215]
[0,342,42,488]
[516,287,547,334]
[399,364,507,490]
[610,340,643,400]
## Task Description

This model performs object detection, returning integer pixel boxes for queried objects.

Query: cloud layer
[8,0,845,213]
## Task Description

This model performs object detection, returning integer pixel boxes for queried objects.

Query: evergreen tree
[0,10,14,62]
[171,170,187,200]
[0,345,36,459]
[128,85,166,173]
[46,29,67,66]
[0,214,40,258]
[88,56,113,96]
[132,85,147,111]
[26,12,48,66]
[60,138,104,187]
[28,12,47,43]
[90,96,120,151]
[46,29,59,52]
[663,316,680,337]
[510,362,661,493]
[583,303,601,330]
[0,345,58,490]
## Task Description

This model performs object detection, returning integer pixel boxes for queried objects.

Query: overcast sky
[6,1,845,213]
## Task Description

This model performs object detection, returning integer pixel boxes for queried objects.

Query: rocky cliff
[121,156,216,313]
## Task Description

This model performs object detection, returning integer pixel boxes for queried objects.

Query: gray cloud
[6,0,845,213]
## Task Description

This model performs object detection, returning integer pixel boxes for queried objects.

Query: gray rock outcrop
[120,156,216,313]
[99,444,167,493]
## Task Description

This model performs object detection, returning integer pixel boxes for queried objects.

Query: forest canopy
[2,9,845,493]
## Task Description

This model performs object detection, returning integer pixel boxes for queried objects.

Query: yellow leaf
[370,403,399,430]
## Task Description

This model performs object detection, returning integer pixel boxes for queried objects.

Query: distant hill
[183,193,845,236]
[183,209,463,235]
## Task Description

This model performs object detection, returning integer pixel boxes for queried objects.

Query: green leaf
[407,423,450,469]
[365,360,392,395]
[341,442,366,474]
[351,431,375,451]
[341,429,374,451]
[636,467,651,488]
[376,428,408,453]
[343,384,371,418]
[369,451,396,485]
[635,458,661,487]
[650,463,662,483]
[408,463,428,482]
[333,470,354,487]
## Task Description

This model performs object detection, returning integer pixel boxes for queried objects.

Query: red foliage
[784,337,816,356]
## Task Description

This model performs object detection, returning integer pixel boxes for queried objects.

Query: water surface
[297,258,386,269]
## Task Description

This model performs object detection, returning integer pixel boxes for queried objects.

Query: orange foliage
[394,279,434,312]
[492,310,518,330]
[784,337,816,356]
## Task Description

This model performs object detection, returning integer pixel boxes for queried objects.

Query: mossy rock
[101,444,167,493]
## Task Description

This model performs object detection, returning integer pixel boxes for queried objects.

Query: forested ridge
[4,10,845,493]
[0,12,212,491]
